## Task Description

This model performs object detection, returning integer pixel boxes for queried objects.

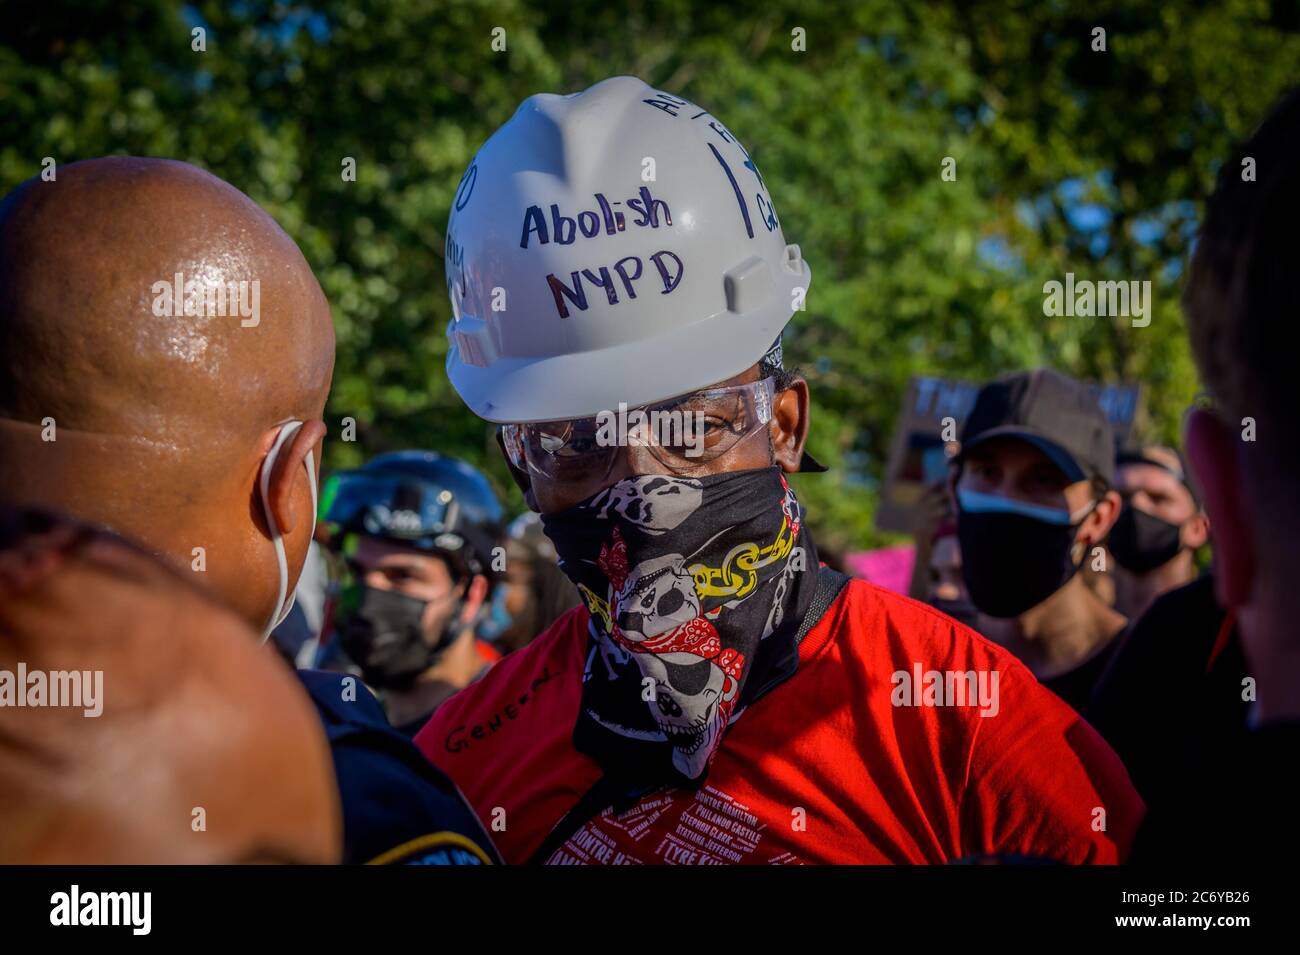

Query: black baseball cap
[957,369,1115,486]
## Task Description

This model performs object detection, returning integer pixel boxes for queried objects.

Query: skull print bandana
[541,467,819,786]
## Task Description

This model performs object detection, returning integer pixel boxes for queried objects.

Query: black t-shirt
[1131,720,1300,864]
[1081,576,1295,862]
[1085,575,1248,812]
[1040,634,1124,713]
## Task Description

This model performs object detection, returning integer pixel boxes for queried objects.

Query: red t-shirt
[414,579,1144,864]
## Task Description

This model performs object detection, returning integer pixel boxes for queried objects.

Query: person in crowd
[317,450,507,733]
[1085,573,1243,832]
[951,369,1127,712]
[1099,84,1300,861]
[904,481,976,627]
[489,511,582,655]
[924,520,978,630]
[1108,444,1209,619]
[907,481,952,595]
[0,506,341,863]
[0,157,498,865]
[413,75,1142,864]
[1079,549,1118,609]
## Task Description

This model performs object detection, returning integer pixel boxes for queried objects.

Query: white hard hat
[444,75,812,424]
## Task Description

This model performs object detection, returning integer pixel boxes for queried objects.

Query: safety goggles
[501,377,777,482]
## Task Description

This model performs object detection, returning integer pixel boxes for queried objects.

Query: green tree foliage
[3,0,1298,549]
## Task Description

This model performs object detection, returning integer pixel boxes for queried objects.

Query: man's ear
[1185,407,1254,609]
[460,574,490,624]
[496,429,539,512]
[1182,510,1211,550]
[1072,489,1116,560]
[1082,489,1123,545]
[772,376,811,473]
[265,420,327,539]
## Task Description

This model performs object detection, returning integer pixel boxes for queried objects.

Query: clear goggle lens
[501,377,777,480]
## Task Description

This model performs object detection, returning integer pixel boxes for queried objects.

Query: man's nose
[606,444,666,482]
[986,477,1019,500]
[540,445,669,513]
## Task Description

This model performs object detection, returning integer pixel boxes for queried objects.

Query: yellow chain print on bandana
[577,513,794,625]
[579,583,613,631]
[689,514,795,599]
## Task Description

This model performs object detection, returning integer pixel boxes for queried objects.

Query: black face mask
[335,585,461,690]
[956,490,1093,619]
[929,597,980,630]
[1108,503,1183,573]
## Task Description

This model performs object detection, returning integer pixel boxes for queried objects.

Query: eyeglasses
[501,377,777,482]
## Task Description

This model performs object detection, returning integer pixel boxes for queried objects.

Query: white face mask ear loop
[303,428,318,534]
[260,421,305,643]
[306,444,318,530]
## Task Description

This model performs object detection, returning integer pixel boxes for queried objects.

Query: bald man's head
[0,158,335,629]
[0,157,332,444]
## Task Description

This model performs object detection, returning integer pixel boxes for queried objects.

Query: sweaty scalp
[0,157,334,455]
